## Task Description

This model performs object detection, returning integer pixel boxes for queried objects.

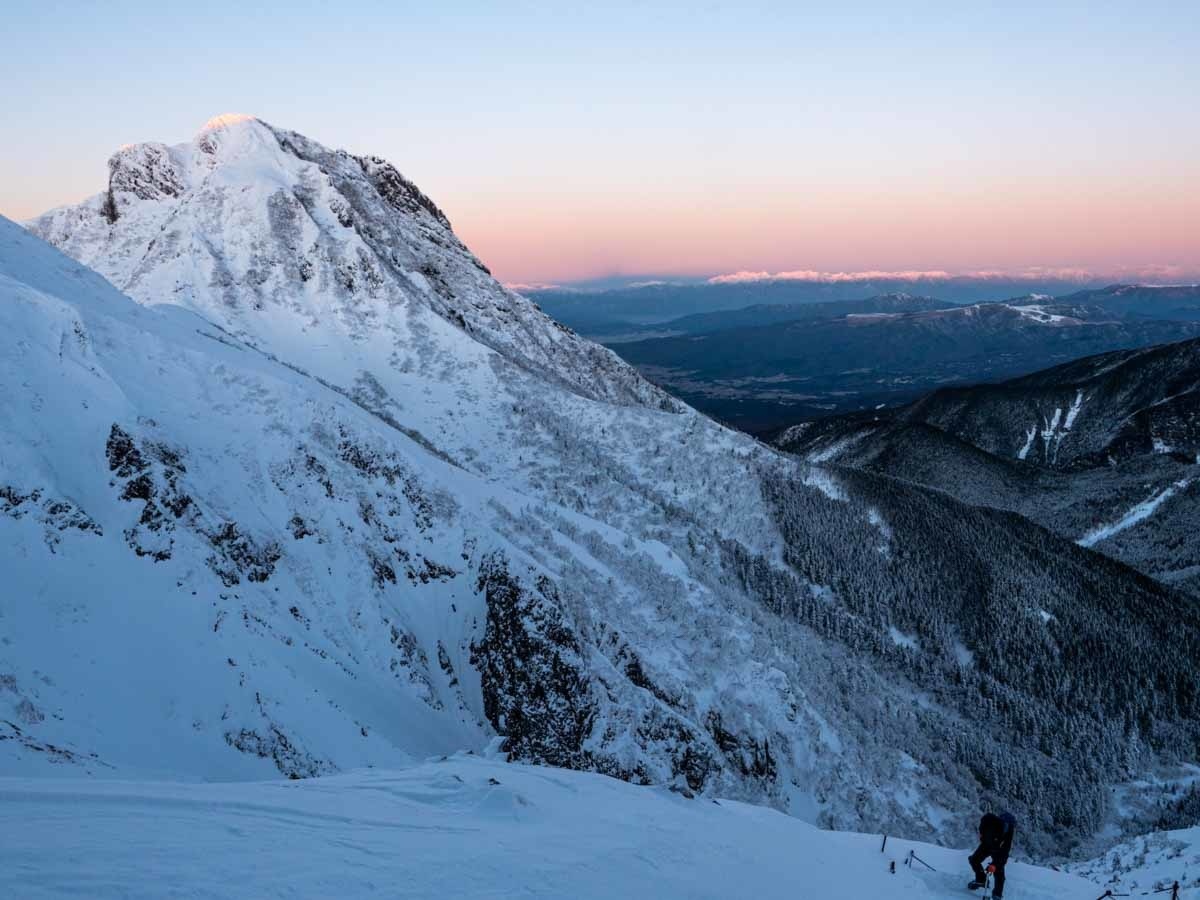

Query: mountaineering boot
[967,881,986,891]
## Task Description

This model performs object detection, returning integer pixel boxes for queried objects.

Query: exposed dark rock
[388,626,442,710]
[470,553,596,770]
[206,522,282,586]
[706,710,777,782]
[369,552,397,587]
[107,425,195,561]
[407,557,458,584]
[357,156,451,228]
[100,189,119,224]
[2,486,103,545]
[106,425,147,478]
[224,725,333,779]
[437,642,459,687]
[0,720,101,768]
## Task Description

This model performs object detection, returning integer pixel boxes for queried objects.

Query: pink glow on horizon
[4,4,1198,291]
[8,172,1196,287]
[449,173,1200,285]
[6,134,1197,289]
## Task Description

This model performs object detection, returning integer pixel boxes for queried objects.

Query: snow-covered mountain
[30,113,665,412]
[8,116,1200,858]
[899,337,1200,469]
[4,201,787,788]
[589,293,958,342]
[1056,284,1200,321]
[775,337,1200,593]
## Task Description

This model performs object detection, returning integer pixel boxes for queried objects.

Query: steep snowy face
[0,213,852,821]
[30,114,671,415]
[20,120,834,813]
[0,216,496,779]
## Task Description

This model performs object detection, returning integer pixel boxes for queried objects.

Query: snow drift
[0,754,1106,900]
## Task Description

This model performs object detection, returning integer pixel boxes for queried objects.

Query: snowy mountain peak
[103,115,274,210]
[199,111,259,132]
[193,112,282,162]
[29,117,672,411]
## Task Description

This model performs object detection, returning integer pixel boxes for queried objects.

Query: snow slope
[1071,826,1199,898]
[0,755,1100,900]
[1,202,911,832]
[1078,478,1195,548]
[0,213,493,778]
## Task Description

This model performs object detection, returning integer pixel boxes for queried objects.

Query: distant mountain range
[598,292,1200,431]
[596,294,958,342]
[1055,284,1200,321]
[774,335,1200,595]
[528,278,1122,332]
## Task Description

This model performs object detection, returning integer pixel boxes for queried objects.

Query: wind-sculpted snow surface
[0,756,1105,900]
[9,117,1200,858]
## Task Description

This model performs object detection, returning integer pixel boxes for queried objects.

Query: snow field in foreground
[0,756,1100,900]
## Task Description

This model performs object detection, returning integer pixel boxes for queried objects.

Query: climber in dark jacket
[968,812,1015,897]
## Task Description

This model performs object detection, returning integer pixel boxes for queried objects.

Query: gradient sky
[3,1,1198,284]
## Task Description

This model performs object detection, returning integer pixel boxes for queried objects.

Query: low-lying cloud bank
[507,265,1197,293]
[707,265,1194,285]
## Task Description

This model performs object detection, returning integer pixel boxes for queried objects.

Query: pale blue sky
[3,1,1198,282]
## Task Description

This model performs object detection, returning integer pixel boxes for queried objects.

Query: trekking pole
[1147,885,1180,898]
[907,851,936,872]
